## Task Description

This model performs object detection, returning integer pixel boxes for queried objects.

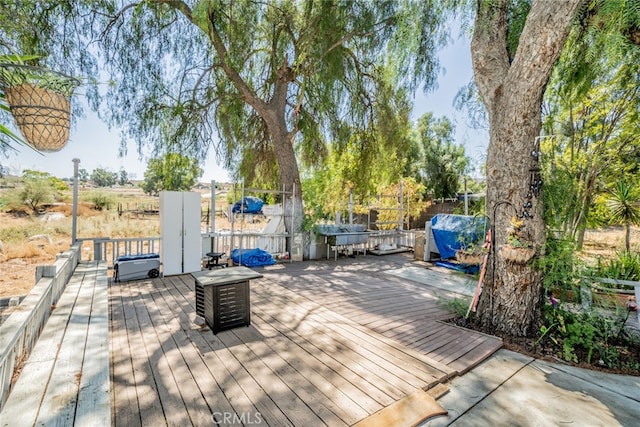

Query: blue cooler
[114,253,161,282]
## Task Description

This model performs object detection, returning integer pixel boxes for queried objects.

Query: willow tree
[0,1,447,239]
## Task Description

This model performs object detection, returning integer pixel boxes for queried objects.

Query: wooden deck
[1,261,110,426]
[110,253,501,426]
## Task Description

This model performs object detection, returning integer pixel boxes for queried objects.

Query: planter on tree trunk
[499,244,535,264]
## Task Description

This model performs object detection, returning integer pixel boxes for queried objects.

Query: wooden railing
[369,229,417,249]
[78,233,289,268]
[79,236,161,265]
[201,232,289,257]
[0,245,79,408]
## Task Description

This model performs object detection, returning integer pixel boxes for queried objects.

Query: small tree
[91,167,117,187]
[6,170,57,213]
[607,181,640,252]
[140,153,202,196]
[415,113,468,199]
[78,168,89,184]
[118,167,129,186]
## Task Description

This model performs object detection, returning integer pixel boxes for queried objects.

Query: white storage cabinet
[160,191,202,275]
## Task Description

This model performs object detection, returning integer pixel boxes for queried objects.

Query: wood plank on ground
[353,389,447,427]
[255,277,455,382]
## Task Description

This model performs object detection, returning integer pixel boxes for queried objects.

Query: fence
[0,245,79,408]
[368,229,417,250]
[77,233,289,268]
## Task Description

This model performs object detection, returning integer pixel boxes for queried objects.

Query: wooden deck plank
[109,279,142,427]
[147,279,249,425]
[447,337,504,375]
[215,330,328,427]
[125,282,196,426]
[106,254,502,426]
[257,276,455,381]
[250,300,392,412]
[75,262,110,427]
[163,275,294,427]
[34,263,97,426]
[154,276,266,427]
[240,312,374,424]
[230,325,352,426]
[172,274,410,411]
[116,282,168,427]
[1,263,89,426]
[251,289,412,401]
[264,257,501,376]
[141,280,217,426]
[382,319,449,343]
[251,285,452,397]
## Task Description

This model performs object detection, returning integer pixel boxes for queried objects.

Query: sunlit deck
[110,253,502,426]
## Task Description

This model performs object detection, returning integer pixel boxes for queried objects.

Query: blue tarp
[231,248,275,267]
[430,214,488,259]
[232,196,264,214]
[434,260,480,275]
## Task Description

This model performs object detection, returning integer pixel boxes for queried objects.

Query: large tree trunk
[261,62,304,237]
[472,0,585,337]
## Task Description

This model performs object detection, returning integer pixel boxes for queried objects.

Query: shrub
[591,251,640,282]
[538,305,635,369]
[537,236,580,302]
[84,191,116,210]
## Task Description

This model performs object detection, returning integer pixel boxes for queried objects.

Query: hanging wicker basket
[0,63,79,152]
[499,244,535,264]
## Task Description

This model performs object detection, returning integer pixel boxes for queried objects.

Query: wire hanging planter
[0,62,80,152]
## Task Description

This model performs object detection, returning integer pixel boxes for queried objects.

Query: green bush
[539,306,633,369]
[84,191,116,210]
[537,236,580,302]
[591,251,640,282]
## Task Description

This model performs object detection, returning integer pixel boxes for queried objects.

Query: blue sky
[5,32,487,182]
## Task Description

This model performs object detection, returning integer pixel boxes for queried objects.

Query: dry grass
[0,186,226,298]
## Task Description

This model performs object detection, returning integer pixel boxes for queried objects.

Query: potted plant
[0,54,79,152]
[499,216,536,264]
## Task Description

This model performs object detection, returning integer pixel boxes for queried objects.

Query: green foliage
[536,236,580,302]
[542,15,640,247]
[439,297,470,319]
[140,152,202,196]
[505,0,532,60]
[90,168,117,187]
[607,181,640,224]
[414,112,469,199]
[4,170,57,213]
[78,168,89,184]
[1,169,67,213]
[117,168,129,186]
[0,54,79,96]
[539,306,631,368]
[22,169,67,191]
[84,190,115,211]
[591,251,640,283]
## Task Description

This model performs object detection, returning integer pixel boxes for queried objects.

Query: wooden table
[191,267,263,333]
